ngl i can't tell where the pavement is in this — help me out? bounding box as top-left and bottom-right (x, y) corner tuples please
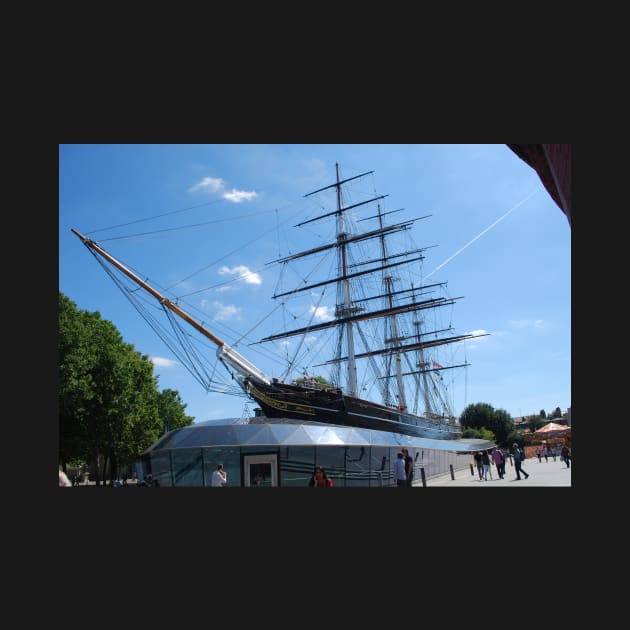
(414, 455), (572, 487)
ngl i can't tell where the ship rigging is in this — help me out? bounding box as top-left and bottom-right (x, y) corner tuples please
(73, 162), (486, 438)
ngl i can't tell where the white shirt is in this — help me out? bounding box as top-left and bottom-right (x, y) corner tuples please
(211, 470), (226, 487)
(393, 457), (406, 481)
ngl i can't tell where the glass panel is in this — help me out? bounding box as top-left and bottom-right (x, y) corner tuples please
(315, 446), (347, 487)
(172, 448), (204, 487)
(279, 446), (316, 487)
(241, 445), (279, 455)
(202, 447), (241, 487)
(343, 446), (370, 487)
(369, 446), (391, 487)
(150, 451), (172, 486)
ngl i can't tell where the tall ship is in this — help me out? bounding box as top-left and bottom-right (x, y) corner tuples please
(73, 163), (484, 440)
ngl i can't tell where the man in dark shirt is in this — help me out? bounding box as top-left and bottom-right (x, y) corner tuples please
(402, 448), (414, 487)
(513, 443), (530, 480)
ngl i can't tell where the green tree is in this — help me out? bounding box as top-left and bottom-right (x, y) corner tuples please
(59, 292), (192, 484)
(492, 408), (513, 446)
(157, 388), (194, 433)
(460, 402), (495, 430)
(524, 414), (545, 432)
(505, 429), (522, 447)
(100, 343), (162, 481)
(461, 426), (495, 441)
(59, 292), (98, 467)
(459, 403), (513, 447)
(295, 375), (332, 387)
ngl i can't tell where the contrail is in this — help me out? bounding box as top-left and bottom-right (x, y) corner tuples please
(426, 188), (541, 278)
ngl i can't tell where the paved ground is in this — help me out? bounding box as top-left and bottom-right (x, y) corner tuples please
(415, 456), (572, 487)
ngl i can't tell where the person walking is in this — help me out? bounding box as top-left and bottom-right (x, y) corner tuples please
(481, 450), (492, 481)
(211, 464), (227, 487)
(535, 447), (542, 463)
(512, 443), (530, 480)
(402, 448), (414, 487)
(474, 451), (484, 480)
(393, 451), (407, 487)
(560, 445), (571, 468)
(543, 445), (549, 462)
(491, 447), (505, 479)
(551, 446), (557, 462)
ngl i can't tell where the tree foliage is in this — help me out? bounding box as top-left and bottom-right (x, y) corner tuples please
(461, 426), (495, 441)
(157, 388), (194, 433)
(524, 414), (545, 432)
(294, 375), (332, 387)
(461, 401), (562, 449)
(459, 402), (513, 447)
(59, 292), (193, 483)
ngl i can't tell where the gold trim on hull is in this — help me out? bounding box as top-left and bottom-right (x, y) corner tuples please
(247, 382), (316, 416)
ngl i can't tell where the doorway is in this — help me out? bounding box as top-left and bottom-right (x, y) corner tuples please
(243, 454), (278, 487)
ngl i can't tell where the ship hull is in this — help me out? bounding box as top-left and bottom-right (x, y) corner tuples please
(244, 378), (461, 440)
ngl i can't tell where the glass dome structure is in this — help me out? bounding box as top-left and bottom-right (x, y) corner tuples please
(141, 418), (495, 488)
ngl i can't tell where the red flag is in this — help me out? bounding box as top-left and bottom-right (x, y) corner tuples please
(432, 360), (443, 369)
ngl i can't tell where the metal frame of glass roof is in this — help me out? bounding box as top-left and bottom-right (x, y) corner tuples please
(144, 419), (495, 455)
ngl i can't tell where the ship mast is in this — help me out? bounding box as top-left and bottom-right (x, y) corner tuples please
(335, 162), (359, 397)
(300, 164), (382, 396)
(412, 286), (433, 414)
(376, 203), (406, 410)
(71, 229), (272, 388)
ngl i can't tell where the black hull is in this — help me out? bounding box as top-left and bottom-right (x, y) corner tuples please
(245, 379), (461, 440)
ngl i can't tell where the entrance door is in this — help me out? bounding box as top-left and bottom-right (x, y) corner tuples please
(243, 454), (278, 487)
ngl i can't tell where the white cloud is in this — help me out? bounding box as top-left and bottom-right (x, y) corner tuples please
(470, 328), (489, 337)
(212, 301), (240, 322)
(464, 329), (491, 349)
(188, 176), (225, 194)
(310, 305), (334, 322)
(188, 176), (258, 203)
(218, 264), (262, 285)
(151, 357), (178, 368)
(508, 320), (544, 330)
(222, 189), (258, 203)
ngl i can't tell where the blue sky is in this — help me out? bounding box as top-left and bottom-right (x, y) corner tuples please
(59, 144), (571, 423)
